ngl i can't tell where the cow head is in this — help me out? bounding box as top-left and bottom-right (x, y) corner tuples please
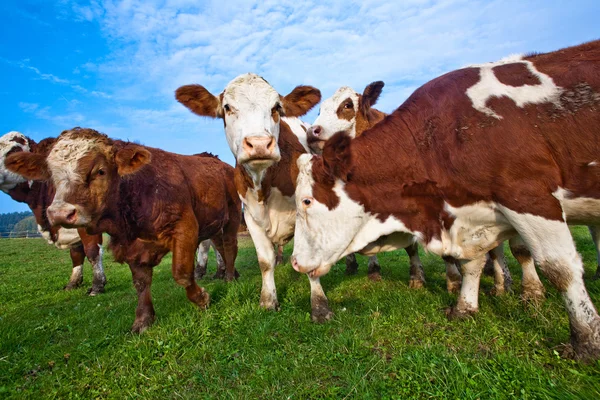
(291, 132), (367, 277)
(0, 131), (32, 192)
(5, 127), (151, 228)
(176, 73), (321, 177)
(307, 81), (385, 154)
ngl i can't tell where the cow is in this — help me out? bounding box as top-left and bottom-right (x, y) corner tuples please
(5, 128), (241, 333)
(175, 74), (334, 321)
(290, 40), (600, 360)
(308, 82), (457, 288)
(194, 239), (226, 280)
(0, 131), (106, 295)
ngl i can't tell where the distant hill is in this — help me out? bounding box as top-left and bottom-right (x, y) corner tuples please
(0, 211), (35, 238)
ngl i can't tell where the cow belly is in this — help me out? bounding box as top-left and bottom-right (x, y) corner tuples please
(359, 232), (414, 256)
(431, 202), (514, 260)
(554, 190), (600, 225)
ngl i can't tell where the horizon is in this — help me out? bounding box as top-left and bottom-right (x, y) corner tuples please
(2, 0), (599, 212)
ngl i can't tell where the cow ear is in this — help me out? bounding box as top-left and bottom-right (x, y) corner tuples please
(281, 86), (321, 117)
(4, 152), (50, 181)
(115, 145), (152, 176)
(322, 132), (352, 181)
(175, 84), (223, 119)
(360, 81), (384, 114)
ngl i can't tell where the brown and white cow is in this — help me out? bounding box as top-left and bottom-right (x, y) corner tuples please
(291, 41), (600, 360)
(0, 131), (106, 295)
(308, 82), (454, 288)
(5, 128), (241, 333)
(175, 74), (334, 321)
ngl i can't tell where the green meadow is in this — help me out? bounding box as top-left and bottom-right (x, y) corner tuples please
(0, 228), (599, 399)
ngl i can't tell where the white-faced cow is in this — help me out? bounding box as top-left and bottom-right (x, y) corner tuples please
(0, 131), (106, 295)
(291, 41), (600, 360)
(5, 128), (241, 333)
(175, 74), (335, 321)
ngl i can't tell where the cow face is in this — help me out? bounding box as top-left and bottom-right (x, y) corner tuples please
(5, 128), (150, 228)
(0, 131), (31, 192)
(176, 73), (321, 175)
(307, 82), (384, 154)
(291, 133), (367, 277)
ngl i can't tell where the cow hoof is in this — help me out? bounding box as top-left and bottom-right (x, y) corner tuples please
(445, 306), (476, 321)
(490, 286), (505, 296)
(87, 287), (105, 296)
(311, 309), (334, 323)
(212, 271), (225, 280)
(259, 295), (280, 311)
(224, 273), (238, 282)
(408, 279), (424, 289)
(196, 291), (210, 310)
(131, 316), (155, 334)
(234, 269), (241, 279)
(63, 281), (83, 291)
(446, 282), (461, 294)
(521, 286), (546, 305)
(368, 272), (382, 282)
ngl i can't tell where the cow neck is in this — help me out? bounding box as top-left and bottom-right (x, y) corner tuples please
(356, 108), (387, 137)
(235, 119), (306, 202)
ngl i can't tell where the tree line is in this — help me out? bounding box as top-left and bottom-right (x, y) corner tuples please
(0, 211), (39, 238)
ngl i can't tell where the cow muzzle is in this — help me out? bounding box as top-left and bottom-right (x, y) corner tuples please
(240, 136), (279, 166)
(306, 126), (326, 154)
(47, 203), (80, 227)
(291, 256), (330, 278)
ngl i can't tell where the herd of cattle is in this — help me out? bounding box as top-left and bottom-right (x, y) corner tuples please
(1, 40), (599, 361)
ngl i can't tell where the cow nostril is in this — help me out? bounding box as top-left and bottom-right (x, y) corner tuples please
(244, 138), (253, 149)
(267, 137), (276, 151)
(66, 209), (77, 223)
(313, 126), (322, 136)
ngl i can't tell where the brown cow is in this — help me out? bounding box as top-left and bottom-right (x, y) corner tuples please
(6, 128), (241, 333)
(0, 131), (106, 295)
(291, 41), (600, 360)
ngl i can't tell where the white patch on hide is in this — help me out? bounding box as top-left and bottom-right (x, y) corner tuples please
(282, 117), (311, 152)
(553, 187), (600, 225)
(466, 56), (563, 119)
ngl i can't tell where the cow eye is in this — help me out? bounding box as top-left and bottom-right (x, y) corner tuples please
(302, 198), (313, 207)
(344, 102), (353, 109)
(223, 104), (231, 112)
(97, 169), (105, 176)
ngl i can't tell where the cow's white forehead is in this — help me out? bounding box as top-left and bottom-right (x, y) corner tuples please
(0, 131), (29, 154)
(48, 132), (106, 183)
(223, 73), (280, 108)
(319, 86), (360, 116)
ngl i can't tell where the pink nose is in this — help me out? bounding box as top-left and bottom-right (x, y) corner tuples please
(307, 125), (322, 140)
(242, 136), (276, 159)
(47, 204), (78, 226)
(291, 256), (301, 272)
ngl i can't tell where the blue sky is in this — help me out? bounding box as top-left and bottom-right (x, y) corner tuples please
(1, 0), (599, 213)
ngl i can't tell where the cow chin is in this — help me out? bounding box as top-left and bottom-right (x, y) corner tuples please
(240, 155), (280, 171)
(308, 140), (325, 155)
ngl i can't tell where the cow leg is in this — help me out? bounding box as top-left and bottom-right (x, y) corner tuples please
(405, 243), (425, 288)
(195, 240), (211, 280)
(245, 213), (279, 310)
(275, 245), (284, 266)
(367, 255), (382, 281)
(488, 244), (513, 296)
(501, 208), (600, 361)
(129, 263), (155, 333)
(309, 275), (333, 322)
(447, 256), (486, 319)
(65, 244), (85, 290)
(345, 253), (359, 275)
(509, 236), (545, 303)
(213, 241), (232, 279)
(444, 259), (462, 294)
(211, 227), (239, 282)
(588, 226), (600, 280)
(172, 233), (210, 310)
(80, 231), (106, 296)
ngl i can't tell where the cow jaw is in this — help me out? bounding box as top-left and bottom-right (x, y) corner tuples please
(0, 131), (30, 191)
(222, 74), (282, 170)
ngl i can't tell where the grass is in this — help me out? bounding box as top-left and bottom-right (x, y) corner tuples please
(0, 228), (599, 399)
